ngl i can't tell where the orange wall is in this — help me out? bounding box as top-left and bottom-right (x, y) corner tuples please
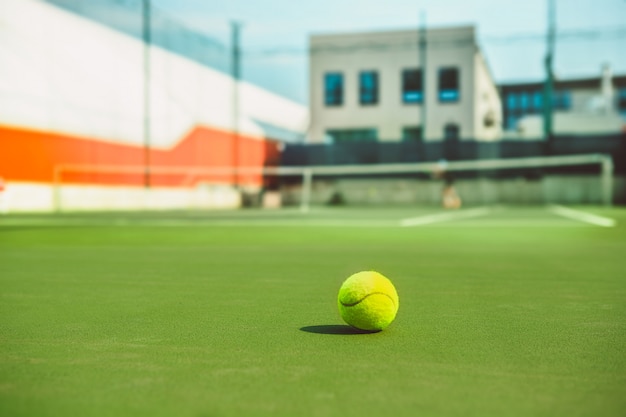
(0, 125), (280, 188)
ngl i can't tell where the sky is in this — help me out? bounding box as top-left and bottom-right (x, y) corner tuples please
(151, 0), (626, 104)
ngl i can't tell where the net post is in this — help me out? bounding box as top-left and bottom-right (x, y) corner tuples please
(300, 168), (313, 213)
(601, 156), (613, 207)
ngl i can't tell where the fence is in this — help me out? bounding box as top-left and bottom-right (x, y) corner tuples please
(281, 133), (626, 174)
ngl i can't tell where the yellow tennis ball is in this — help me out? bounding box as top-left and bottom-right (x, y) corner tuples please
(337, 271), (399, 331)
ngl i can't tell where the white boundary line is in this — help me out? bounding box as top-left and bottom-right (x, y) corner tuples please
(1, 206), (616, 229)
(0, 218), (397, 228)
(548, 205), (616, 228)
(400, 207), (494, 227)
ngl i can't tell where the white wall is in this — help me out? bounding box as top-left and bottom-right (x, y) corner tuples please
(473, 52), (502, 141)
(0, 0), (308, 149)
(515, 112), (624, 137)
(0, 183), (241, 213)
(309, 26), (487, 142)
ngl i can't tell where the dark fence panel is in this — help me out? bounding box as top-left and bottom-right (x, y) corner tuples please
(282, 134), (626, 174)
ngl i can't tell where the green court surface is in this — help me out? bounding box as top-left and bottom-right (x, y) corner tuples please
(1, 206), (625, 416)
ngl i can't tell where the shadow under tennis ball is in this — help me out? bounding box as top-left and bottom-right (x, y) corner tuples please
(299, 325), (380, 335)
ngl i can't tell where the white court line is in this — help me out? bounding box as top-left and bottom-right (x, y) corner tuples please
(0, 218), (397, 228)
(400, 206), (494, 227)
(548, 205), (616, 228)
(136, 220), (397, 228)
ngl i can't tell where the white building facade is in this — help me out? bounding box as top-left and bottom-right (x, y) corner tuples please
(499, 65), (626, 138)
(309, 26), (502, 144)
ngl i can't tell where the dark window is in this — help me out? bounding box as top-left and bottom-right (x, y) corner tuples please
(553, 90), (571, 110)
(532, 91), (543, 111)
(443, 124), (460, 160)
(506, 115), (519, 130)
(507, 93), (518, 110)
(359, 71), (379, 105)
(326, 128), (377, 142)
(520, 92), (529, 110)
(402, 126), (423, 141)
(618, 88), (626, 115)
(444, 124), (460, 141)
(402, 69), (423, 103)
(438, 67), (459, 102)
(324, 72), (343, 106)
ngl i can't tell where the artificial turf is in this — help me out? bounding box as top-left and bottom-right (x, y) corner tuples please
(1, 207), (625, 416)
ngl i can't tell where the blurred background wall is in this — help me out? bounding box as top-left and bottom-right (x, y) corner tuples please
(0, 0), (308, 211)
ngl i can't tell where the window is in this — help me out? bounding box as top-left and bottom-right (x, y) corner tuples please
(326, 128), (377, 142)
(532, 91), (543, 112)
(402, 69), (423, 103)
(438, 67), (459, 102)
(520, 92), (529, 111)
(506, 115), (519, 130)
(359, 71), (379, 105)
(553, 90), (571, 110)
(324, 72), (343, 106)
(402, 126), (423, 142)
(617, 88), (626, 115)
(506, 93), (518, 110)
(444, 124), (460, 141)
(443, 124), (460, 160)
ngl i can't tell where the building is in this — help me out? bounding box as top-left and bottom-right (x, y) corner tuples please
(0, 0), (308, 212)
(308, 26), (502, 145)
(499, 66), (626, 137)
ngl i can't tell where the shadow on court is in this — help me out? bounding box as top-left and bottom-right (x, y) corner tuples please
(299, 325), (378, 335)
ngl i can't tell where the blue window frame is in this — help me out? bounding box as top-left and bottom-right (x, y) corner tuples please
(438, 67), (459, 103)
(532, 91), (543, 111)
(506, 115), (519, 130)
(520, 92), (529, 110)
(324, 72), (343, 106)
(359, 71), (379, 105)
(402, 69), (423, 103)
(618, 88), (626, 115)
(553, 90), (571, 110)
(507, 93), (518, 110)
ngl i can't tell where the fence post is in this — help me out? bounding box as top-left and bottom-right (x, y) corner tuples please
(300, 168), (313, 213)
(601, 156), (613, 207)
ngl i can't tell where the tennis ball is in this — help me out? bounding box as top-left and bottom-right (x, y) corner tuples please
(338, 271), (399, 331)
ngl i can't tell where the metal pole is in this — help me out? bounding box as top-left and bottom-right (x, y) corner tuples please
(231, 21), (242, 188)
(601, 157), (614, 207)
(300, 168), (313, 213)
(143, 0), (151, 188)
(543, 0), (555, 150)
(419, 11), (427, 142)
